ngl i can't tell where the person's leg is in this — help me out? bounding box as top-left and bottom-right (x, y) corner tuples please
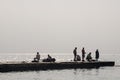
(82, 55), (84, 61)
(74, 55), (76, 61)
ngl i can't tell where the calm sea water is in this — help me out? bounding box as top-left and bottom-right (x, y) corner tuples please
(0, 51), (120, 80)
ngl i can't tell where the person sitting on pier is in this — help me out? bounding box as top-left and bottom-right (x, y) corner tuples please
(86, 52), (92, 62)
(42, 54), (56, 62)
(33, 52), (40, 62)
(76, 55), (81, 61)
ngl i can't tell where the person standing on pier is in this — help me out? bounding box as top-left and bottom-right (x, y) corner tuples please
(82, 47), (86, 61)
(95, 49), (99, 61)
(73, 47), (77, 61)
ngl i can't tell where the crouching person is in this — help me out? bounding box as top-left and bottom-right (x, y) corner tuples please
(76, 55), (81, 61)
(42, 54), (56, 62)
(86, 52), (92, 62)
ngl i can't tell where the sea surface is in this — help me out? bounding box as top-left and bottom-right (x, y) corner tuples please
(0, 51), (120, 80)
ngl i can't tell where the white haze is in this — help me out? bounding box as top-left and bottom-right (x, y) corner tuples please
(0, 0), (120, 53)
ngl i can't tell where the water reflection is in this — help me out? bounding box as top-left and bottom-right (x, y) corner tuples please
(0, 67), (119, 80)
(73, 68), (100, 76)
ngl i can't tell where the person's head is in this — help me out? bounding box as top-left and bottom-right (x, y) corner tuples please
(75, 47), (77, 49)
(89, 52), (91, 55)
(37, 52), (39, 54)
(82, 47), (84, 49)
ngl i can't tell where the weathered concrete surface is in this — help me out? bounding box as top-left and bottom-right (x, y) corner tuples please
(0, 61), (115, 72)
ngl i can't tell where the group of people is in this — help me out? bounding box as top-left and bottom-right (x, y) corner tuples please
(32, 47), (99, 62)
(32, 52), (55, 62)
(73, 47), (99, 62)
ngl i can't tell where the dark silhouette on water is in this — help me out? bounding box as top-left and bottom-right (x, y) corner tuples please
(0, 61), (115, 72)
(0, 48), (115, 72)
(95, 49), (99, 61)
(82, 47), (86, 61)
(73, 47), (77, 61)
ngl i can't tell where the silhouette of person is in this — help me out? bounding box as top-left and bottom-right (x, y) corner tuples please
(73, 47), (77, 61)
(76, 55), (81, 61)
(82, 47), (86, 61)
(95, 49), (99, 61)
(86, 52), (92, 62)
(34, 52), (40, 62)
(47, 54), (52, 59)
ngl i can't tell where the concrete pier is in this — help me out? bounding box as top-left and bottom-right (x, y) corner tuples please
(0, 61), (115, 72)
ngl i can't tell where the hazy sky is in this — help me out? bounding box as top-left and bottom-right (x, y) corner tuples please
(0, 0), (120, 53)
